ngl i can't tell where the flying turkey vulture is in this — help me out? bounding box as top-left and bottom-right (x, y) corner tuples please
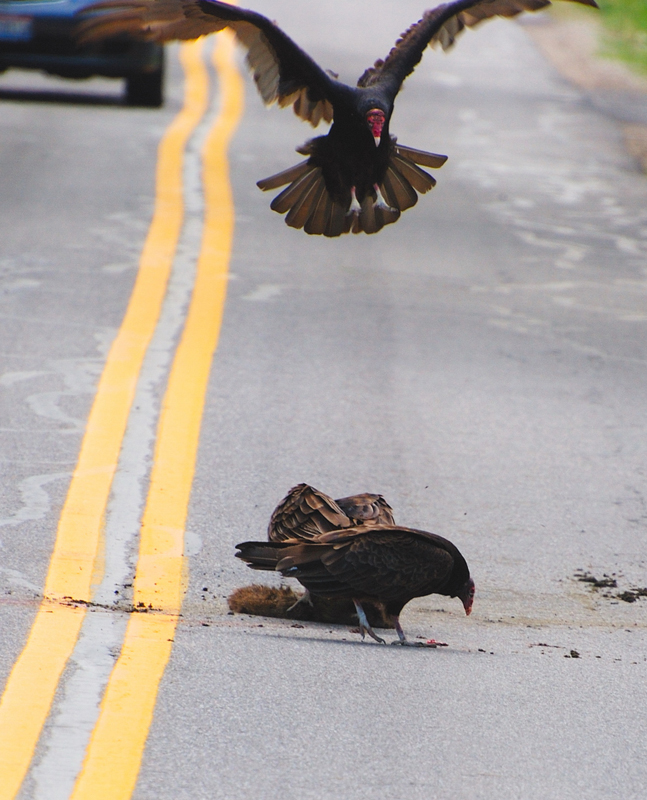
(268, 483), (395, 542)
(236, 525), (474, 645)
(78, 0), (598, 237)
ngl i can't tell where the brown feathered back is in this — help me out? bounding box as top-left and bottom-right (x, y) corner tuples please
(267, 484), (395, 542)
(268, 484), (352, 542)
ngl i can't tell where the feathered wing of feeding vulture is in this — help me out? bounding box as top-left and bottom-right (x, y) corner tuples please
(268, 483), (395, 543)
(267, 483), (395, 614)
(78, 0), (598, 237)
(236, 525), (475, 646)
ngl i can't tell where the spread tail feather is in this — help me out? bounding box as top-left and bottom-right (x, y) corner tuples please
(270, 167), (320, 214)
(381, 165), (418, 212)
(258, 142), (447, 236)
(262, 161), (349, 236)
(325, 197), (353, 236)
(356, 194), (400, 235)
(285, 172), (326, 229)
(395, 144), (448, 169)
(257, 160), (312, 191)
(304, 187), (333, 235)
(392, 154), (436, 193)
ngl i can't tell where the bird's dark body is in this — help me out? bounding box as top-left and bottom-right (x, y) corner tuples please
(288, 529), (467, 617)
(237, 525), (471, 618)
(306, 120), (392, 207)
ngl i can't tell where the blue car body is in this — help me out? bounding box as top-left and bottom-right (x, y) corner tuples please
(0, 0), (164, 103)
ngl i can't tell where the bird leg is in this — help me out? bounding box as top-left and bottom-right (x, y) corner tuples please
(373, 184), (396, 213)
(346, 187), (362, 216)
(286, 589), (313, 613)
(390, 614), (419, 646)
(353, 599), (386, 644)
(389, 615), (447, 647)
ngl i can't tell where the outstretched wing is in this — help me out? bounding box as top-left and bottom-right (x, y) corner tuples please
(77, 0), (336, 126)
(357, 0), (598, 96)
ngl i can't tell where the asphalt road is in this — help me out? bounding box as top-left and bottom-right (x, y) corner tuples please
(1, 2), (646, 799)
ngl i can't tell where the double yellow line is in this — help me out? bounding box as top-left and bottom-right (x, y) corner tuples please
(0, 33), (243, 800)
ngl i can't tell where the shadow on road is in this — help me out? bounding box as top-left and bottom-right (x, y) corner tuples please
(227, 626), (471, 655)
(0, 87), (126, 106)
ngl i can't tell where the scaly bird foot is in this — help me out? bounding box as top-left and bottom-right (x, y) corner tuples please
(390, 639), (448, 648)
(353, 599), (386, 644)
(346, 187), (362, 216)
(359, 624), (386, 645)
(373, 184), (397, 213)
(389, 614), (448, 647)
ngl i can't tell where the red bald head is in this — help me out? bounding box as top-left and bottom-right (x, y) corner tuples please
(366, 108), (385, 146)
(458, 578), (475, 616)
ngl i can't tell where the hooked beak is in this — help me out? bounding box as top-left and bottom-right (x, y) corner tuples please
(460, 578), (475, 616)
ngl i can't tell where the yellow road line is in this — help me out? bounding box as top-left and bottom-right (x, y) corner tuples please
(0, 41), (209, 800)
(69, 32), (244, 800)
(45, 39), (210, 604)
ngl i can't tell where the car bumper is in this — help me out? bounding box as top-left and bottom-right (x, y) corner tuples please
(0, 48), (162, 78)
(0, 14), (162, 79)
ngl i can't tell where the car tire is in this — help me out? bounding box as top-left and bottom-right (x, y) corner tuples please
(125, 66), (164, 107)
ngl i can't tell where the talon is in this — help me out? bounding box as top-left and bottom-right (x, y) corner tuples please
(373, 184), (396, 213)
(392, 639), (444, 648)
(357, 621), (386, 645)
(389, 614), (445, 647)
(367, 630), (387, 645)
(353, 599), (386, 644)
(346, 186), (361, 216)
(391, 640), (425, 647)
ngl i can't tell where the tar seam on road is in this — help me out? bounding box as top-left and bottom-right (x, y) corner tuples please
(69, 32), (244, 800)
(0, 39), (211, 800)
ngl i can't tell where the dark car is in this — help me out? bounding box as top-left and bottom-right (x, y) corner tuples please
(0, 0), (164, 105)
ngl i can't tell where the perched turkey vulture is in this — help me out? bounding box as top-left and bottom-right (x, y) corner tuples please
(78, 0), (598, 237)
(268, 483), (395, 543)
(236, 525), (474, 645)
